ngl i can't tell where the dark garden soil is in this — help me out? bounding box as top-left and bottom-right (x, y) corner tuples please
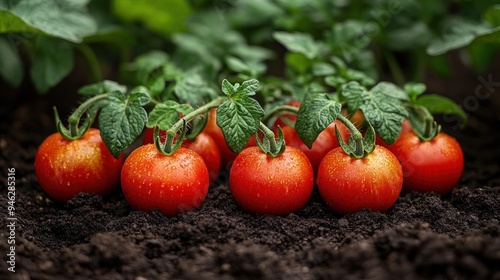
(1, 67), (500, 280)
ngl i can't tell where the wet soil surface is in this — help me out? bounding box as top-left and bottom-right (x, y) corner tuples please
(1, 74), (500, 280)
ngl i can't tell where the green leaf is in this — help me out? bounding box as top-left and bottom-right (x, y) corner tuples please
(216, 97), (264, 153)
(112, 0), (191, 37)
(238, 79), (259, 96)
(370, 82), (408, 101)
(174, 73), (217, 106)
(273, 31), (322, 59)
(340, 81), (367, 113)
(225, 56), (266, 78)
(312, 62), (336, 77)
(484, 5), (500, 26)
(78, 80), (127, 96)
(341, 82), (407, 144)
(30, 37), (73, 94)
(427, 18), (500, 55)
(99, 90), (149, 158)
(285, 52), (312, 74)
(328, 20), (374, 56)
(146, 101), (193, 130)
(221, 79), (234, 96)
(0, 0), (97, 43)
(404, 82), (426, 101)
(295, 93), (342, 148)
(415, 94), (467, 127)
(0, 36), (23, 87)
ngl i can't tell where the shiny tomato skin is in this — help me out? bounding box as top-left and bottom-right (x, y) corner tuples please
(34, 128), (124, 202)
(281, 126), (334, 172)
(143, 129), (221, 183)
(317, 146), (403, 214)
(203, 108), (238, 169)
(121, 145), (209, 217)
(390, 131), (464, 195)
(229, 146), (314, 215)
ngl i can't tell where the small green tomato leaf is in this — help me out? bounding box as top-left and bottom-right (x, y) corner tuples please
(221, 79), (235, 96)
(216, 97), (264, 153)
(370, 82), (408, 101)
(295, 93), (342, 148)
(238, 79), (259, 96)
(415, 94), (467, 128)
(99, 90), (148, 158)
(79, 80), (127, 96)
(404, 82), (426, 101)
(273, 31), (323, 60)
(128, 86), (151, 106)
(147, 101), (193, 130)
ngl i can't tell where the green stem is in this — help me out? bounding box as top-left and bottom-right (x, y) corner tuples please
(262, 105), (300, 125)
(75, 44), (102, 82)
(167, 97), (225, 134)
(259, 122), (278, 153)
(56, 94), (108, 140)
(157, 97), (226, 156)
(337, 114), (364, 158)
(67, 94), (108, 127)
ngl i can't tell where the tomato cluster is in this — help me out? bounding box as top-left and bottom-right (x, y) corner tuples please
(34, 95), (464, 217)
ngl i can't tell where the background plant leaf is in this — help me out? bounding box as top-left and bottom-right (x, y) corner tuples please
(30, 36), (74, 94)
(0, 0), (97, 43)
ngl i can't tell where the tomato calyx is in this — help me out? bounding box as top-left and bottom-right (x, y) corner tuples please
(262, 104), (299, 128)
(407, 104), (441, 142)
(254, 122), (286, 157)
(54, 93), (108, 140)
(153, 97), (224, 156)
(336, 114), (376, 158)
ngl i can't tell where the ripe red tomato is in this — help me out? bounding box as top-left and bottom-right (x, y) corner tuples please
(34, 128), (124, 202)
(121, 145), (209, 217)
(317, 146), (403, 214)
(229, 146), (314, 215)
(203, 108), (238, 169)
(143, 129), (221, 183)
(390, 131), (464, 195)
(376, 119), (412, 148)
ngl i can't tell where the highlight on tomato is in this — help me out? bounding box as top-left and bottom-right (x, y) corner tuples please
(34, 128), (124, 202)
